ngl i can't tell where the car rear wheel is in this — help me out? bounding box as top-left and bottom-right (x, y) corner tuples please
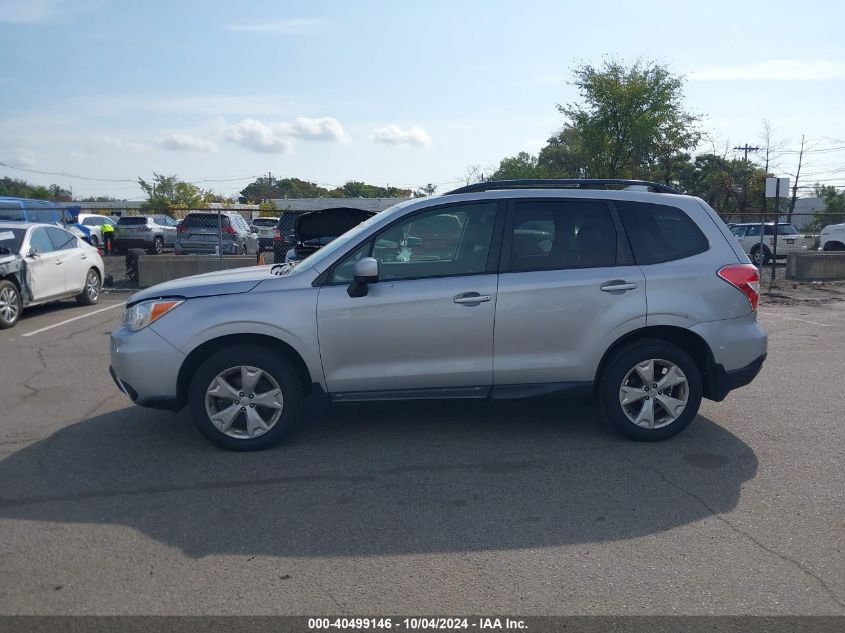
(750, 245), (771, 265)
(597, 340), (702, 441)
(76, 268), (101, 305)
(188, 345), (304, 451)
(149, 236), (164, 255)
(0, 280), (22, 329)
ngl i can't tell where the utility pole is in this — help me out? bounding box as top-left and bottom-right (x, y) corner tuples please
(733, 144), (761, 162)
(266, 172), (273, 204)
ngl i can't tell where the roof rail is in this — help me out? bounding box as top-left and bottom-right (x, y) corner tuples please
(445, 179), (682, 195)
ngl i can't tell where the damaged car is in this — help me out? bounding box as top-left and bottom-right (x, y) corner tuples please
(280, 207), (375, 264)
(0, 222), (104, 329)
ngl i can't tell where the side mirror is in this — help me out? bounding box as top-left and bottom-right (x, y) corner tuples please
(347, 257), (379, 297)
(27, 247), (39, 258)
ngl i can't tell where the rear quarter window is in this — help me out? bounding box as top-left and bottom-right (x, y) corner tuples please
(616, 201), (709, 265)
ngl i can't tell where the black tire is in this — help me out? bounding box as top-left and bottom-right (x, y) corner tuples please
(0, 279), (22, 329)
(188, 345), (304, 451)
(76, 268), (101, 305)
(597, 339), (703, 441)
(750, 245), (771, 265)
(149, 236), (164, 255)
(823, 241), (845, 251)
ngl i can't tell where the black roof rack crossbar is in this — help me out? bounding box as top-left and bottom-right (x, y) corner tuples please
(445, 179), (682, 195)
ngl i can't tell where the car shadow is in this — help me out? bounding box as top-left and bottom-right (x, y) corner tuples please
(0, 396), (757, 559)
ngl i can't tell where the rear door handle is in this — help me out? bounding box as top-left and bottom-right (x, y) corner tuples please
(600, 281), (637, 292)
(55, 260), (63, 265)
(453, 292), (491, 305)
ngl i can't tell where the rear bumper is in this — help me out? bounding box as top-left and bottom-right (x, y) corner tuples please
(176, 242), (239, 255)
(709, 353), (767, 401)
(114, 237), (154, 248)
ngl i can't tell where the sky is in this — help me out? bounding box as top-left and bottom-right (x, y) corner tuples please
(0, 0), (844, 200)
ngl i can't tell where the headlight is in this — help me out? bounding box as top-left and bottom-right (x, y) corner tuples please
(123, 299), (183, 332)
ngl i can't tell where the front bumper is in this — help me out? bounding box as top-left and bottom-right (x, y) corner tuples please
(110, 323), (185, 410)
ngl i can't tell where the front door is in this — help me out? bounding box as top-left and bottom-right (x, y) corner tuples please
(24, 227), (66, 301)
(316, 201), (502, 395)
(494, 198), (647, 386)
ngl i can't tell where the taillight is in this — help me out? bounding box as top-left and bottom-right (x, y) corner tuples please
(718, 264), (760, 310)
(223, 225), (237, 235)
(273, 228), (281, 241)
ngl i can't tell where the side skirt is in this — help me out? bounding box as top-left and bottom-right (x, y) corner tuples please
(329, 382), (594, 403)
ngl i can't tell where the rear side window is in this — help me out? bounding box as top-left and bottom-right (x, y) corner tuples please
(616, 201), (709, 265)
(46, 226), (77, 250)
(27, 208), (57, 223)
(0, 203), (25, 221)
(118, 217), (149, 226)
(508, 199), (617, 271)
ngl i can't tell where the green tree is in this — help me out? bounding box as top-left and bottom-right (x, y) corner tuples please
(537, 126), (589, 177)
(413, 183), (438, 198)
(556, 58), (701, 182)
(811, 185), (845, 230)
(489, 152), (546, 181)
(0, 177), (71, 201)
(138, 173), (213, 210)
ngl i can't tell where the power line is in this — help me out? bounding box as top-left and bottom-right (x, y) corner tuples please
(733, 144), (761, 161)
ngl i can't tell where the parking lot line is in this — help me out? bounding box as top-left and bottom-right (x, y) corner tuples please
(758, 311), (831, 327)
(21, 303), (125, 338)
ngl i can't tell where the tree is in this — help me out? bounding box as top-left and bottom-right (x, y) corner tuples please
(556, 58), (701, 183)
(538, 126), (589, 177)
(413, 183), (438, 198)
(811, 185), (845, 230)
(0, 177), (71, 201)
(138, 173), (213, 210)
(489, 152), (546, 181)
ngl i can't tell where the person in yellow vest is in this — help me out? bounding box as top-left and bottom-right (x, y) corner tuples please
(101, 217), (115, 254)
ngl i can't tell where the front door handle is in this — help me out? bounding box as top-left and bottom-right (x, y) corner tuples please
(600, 281), (637, 292)
(453, 292), (492, 305)
(55, 260), (63, 265)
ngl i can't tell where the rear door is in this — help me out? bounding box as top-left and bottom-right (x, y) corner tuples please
(46, 226), (89, 294)
(494, 198), (646, 386)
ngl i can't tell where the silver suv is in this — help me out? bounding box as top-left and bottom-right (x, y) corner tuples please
(110, 180), (767, 451)
(114, 214), (178, 254)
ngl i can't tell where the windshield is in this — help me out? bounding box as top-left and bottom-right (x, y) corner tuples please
(290, 203), (410, 274)
(0, 228), (26, 255)
(777, 225), (799, 235)
(252, 218), (277, 226)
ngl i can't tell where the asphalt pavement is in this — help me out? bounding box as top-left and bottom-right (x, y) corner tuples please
(0, 293), (843, 615)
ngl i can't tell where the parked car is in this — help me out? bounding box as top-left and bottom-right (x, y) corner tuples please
(110, 179), (767, 451)
(0, 222), (104, 328)
(250, 216), (279, 253)
(175, 211), (258, 255)
(272, 210), (302, 262)
(282, 208), (375, 263)
(818, 222), (845, 251)
(729, 222), (808, 265)
(77, 213), (117, 248)
(114, 214), (178, 254)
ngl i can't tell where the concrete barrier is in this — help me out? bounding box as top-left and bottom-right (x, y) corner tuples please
(785, 252), (845, 281)
(138, 255), (259, 288)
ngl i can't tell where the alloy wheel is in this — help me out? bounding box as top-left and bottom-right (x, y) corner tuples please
(0, 287), (19, 324)
(86, 271), (100, 303)
(619, 358), (689, 429)
(204, 365), (285, 439)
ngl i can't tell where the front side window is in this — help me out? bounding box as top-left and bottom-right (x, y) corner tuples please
(28, 228), (55, 254)
(330, 203), (498, 282)
(508, 199), (617, 272)
(616, 201), (709, 265)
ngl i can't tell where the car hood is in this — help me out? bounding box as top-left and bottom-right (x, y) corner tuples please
(295, 208), (374, 244)
(128, 265), (274, 305)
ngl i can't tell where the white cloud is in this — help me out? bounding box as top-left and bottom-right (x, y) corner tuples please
(215, 116), (349, 153)
(690, 59), (845, 81)
(0, 147), (37, 168)
(87, 136), (148, 153)
(158, 133), (218, 153)
(0, 0), (104, 24)
(370, 124), (432, 148)
(224, 18), (321, 33)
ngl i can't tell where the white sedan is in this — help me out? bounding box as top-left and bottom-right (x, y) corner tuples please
(0, 222), (104, 329)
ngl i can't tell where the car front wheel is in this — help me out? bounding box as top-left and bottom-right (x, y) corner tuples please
(188, 345), (304, 451)
(597, 340), (702, 441)
(0, 280), (22, 329)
